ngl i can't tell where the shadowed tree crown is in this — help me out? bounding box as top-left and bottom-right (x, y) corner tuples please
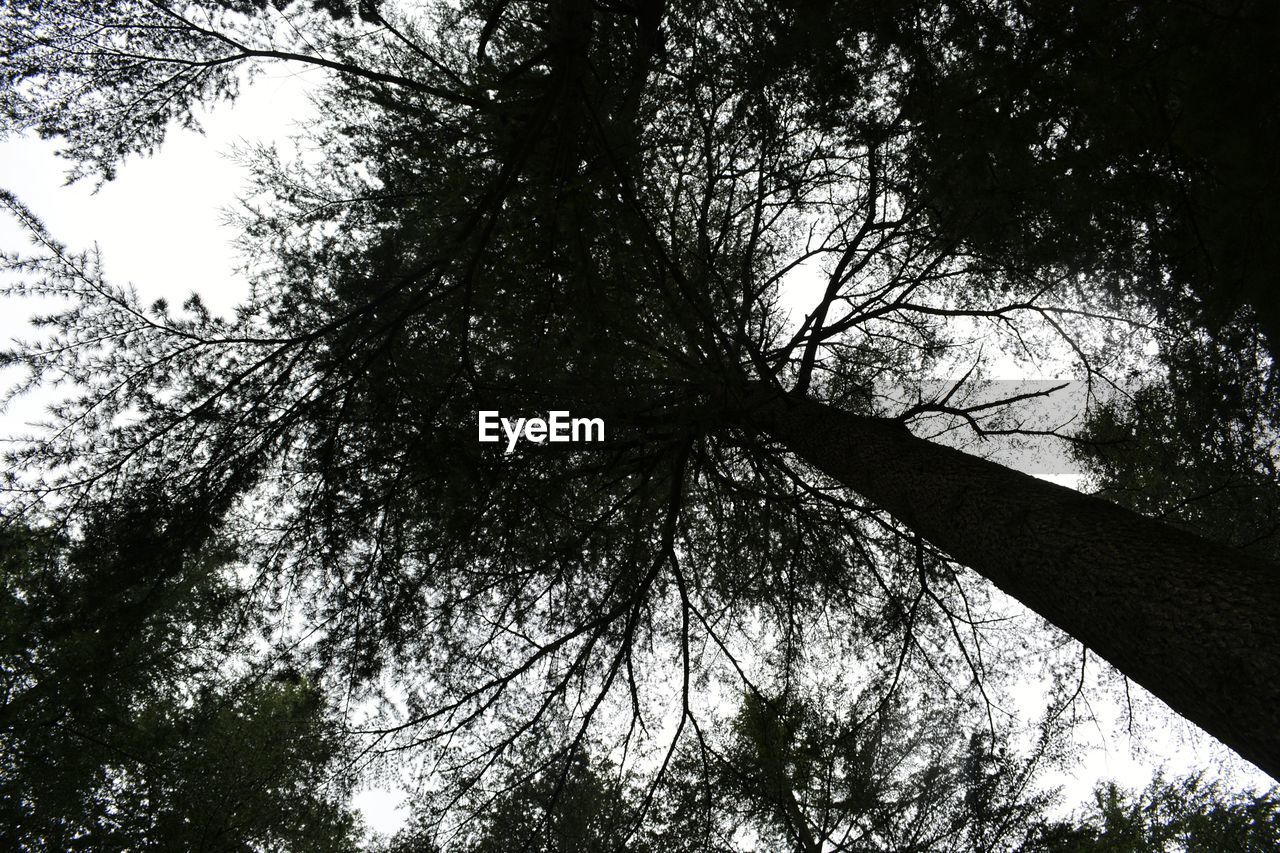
(2, 0), (1279, 846)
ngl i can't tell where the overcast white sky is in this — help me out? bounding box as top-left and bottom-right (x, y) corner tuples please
(1, 57), (1273, 843)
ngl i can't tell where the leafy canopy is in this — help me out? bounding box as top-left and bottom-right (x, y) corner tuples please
(3, 0), (1279, 848)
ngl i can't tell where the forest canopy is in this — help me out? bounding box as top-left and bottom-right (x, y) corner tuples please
(2, 0), (1279, 849)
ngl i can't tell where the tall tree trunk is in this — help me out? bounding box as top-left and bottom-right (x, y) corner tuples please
(739, 385), (1280, 780)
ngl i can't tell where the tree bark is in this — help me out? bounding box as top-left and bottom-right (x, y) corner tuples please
(740, 385), (1280, 781)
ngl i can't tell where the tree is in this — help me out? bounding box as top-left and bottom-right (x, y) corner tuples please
(1072, 317), (1280, 564)
(3, 1), (1279, 845)
(384, 686), (1053, 853)
(384, 747), (649, 853)
(1025, 773), (1280, 852)
(0, 511), (360, 849)
(379, 699), (1280, 852)
(651, 688), (1053, 852)
(870, 0), (1280, 348)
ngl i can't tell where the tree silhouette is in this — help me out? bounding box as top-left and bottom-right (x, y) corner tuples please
(1073, 316), (1280, 564)
(3, 0), (1280, 846)
(376, 699), (1280, 851)
(1026, 773), (1280, 852)
(382, 690), (1054, 852)
(0, 515), (360, 849)
(878, 0), (1280, 349)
